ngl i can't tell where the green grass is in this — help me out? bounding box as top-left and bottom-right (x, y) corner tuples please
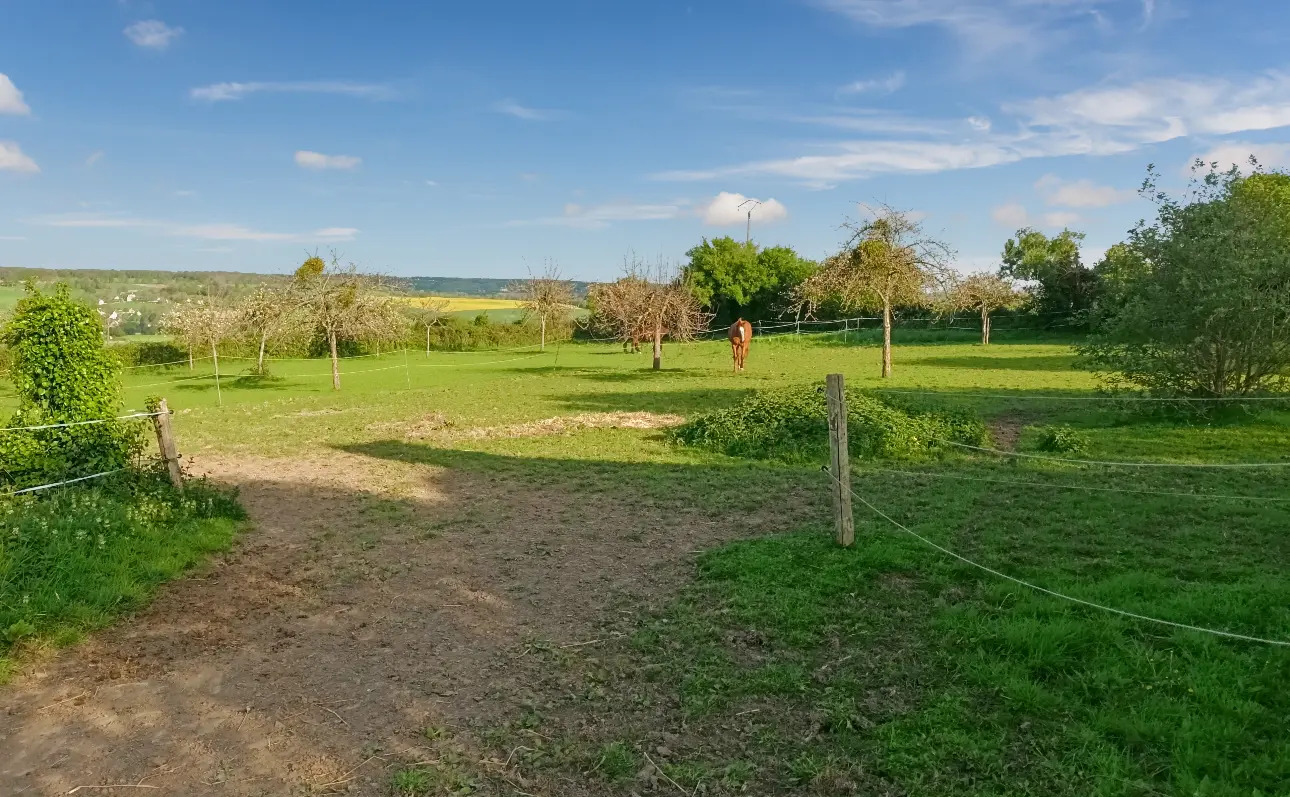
(3, 330), (1287, 793)
(0, 474), (244, 679)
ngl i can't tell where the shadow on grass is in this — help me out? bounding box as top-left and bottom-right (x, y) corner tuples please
(553, 386), (755, 415)
(913, 354), (1080, 372)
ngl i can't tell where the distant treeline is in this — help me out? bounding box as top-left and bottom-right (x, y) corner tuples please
(406, 276), (591, 299)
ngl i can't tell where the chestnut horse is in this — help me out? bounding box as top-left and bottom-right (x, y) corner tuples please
(728, 318), (752, 373)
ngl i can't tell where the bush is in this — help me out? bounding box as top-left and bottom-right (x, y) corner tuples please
(0, 285), (145, 490)
(671, 384), (988, 461)
(106, 340), (189, 367)
(1034, 425), (1090, 455)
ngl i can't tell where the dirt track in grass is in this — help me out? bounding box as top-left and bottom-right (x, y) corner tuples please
(0, 437), (819, 796)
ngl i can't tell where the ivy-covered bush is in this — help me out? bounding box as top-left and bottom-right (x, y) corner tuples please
(671, 384), (988, 461)
(1034, 425), (1091, 455)
(0, 284), (145, 489)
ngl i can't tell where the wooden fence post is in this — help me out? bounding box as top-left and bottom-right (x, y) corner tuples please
(152, 398), (183, 490)
(826, 373), (854, 547)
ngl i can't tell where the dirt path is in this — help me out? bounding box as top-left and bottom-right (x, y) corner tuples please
(0, 444), (815, 795)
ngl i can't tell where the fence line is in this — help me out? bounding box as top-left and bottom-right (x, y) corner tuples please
(935, 439), (1290, 468)
(821, 467), (1290, 647)
(0, 411), (165, 434)
(872, 388), (1290, 403)
(122, 356), (213, 370)
(8, 468), (125, 496)
(865, 466), (1290, 503)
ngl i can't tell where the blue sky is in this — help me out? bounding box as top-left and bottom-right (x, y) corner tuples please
(2, 0), (1290, 279)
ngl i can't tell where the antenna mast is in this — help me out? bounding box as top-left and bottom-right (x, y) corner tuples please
(737, 198), (762, 245)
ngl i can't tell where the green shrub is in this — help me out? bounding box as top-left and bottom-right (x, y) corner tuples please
(671, 384), (987, 461)
(1034, 425), (1091, 454)
(0, 284), (145, 490)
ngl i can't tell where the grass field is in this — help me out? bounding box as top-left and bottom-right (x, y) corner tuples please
(3, 329), (1287, 795)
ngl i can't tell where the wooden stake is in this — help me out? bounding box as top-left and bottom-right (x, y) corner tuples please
(826, 373), (854, 547)
(152, 398), (183, 490)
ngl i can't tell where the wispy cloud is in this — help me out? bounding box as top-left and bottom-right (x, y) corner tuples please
(0, 141), (39, 174)
(85, 150), (105, 167)
(508, 200), (687, 229)
(1034, 175), (1136, 207)
(0, 235), (27, 241)
(295, 150), (362, 170)
(1189, 142), (1290, 174)
(0, 74), (31, 115)
(837, 71), (905, 95)
(990, 202), (1029, 228)
(26, 213), (357, 243)
(124, 20), (183, 50)
(190, 80), (396, 102)
(698, 192), (789, 226)
(655, 71), (1290, 185)
(813, 0), (1108, 60)
(492, 99), (561, 121)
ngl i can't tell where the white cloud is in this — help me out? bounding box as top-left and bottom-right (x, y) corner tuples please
(85, 150), (105, 167)
(190, 80), (395, 102)
(698, 192), (789, 226)
(509, 200), (687, 229)
(492, 99), (560, 121)
(0, 235), (27, 241)
(123, 20), (183, 50)
(966, 115), (991, 132)
(0, 74), (30, 115)
(173, 189), (197, 198)
(1191, 142), (1290, 174)
(0, 141), (39, 174)
(656, 71), (1290, 185)
(1042, 211), (1082, 228)
(1034, 175), (1136, 207)
(838, 71), (905, 95)
(425, 179), (438, 187)
(26, 213), (356, 242)
(295, 150), (361, 170)
(990, 202), (1029, 228)
(814, 0), (1105, 59)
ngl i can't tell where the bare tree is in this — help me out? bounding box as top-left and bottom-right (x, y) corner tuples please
(516, 262), (575, 351)
(239, 284), (305, 373)
(796, 205), (954, 377)
(405, 298), (451, 355)
(588, 257), (710, 370)
(293, 253), (407, 390)
(943, 274), (1028, 345)
(160, 305), (203, 369)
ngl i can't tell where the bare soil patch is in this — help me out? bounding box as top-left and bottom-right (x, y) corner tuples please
(0, 441), (817, 795)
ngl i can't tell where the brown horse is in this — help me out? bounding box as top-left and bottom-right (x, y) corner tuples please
(728, 318), (752, 373)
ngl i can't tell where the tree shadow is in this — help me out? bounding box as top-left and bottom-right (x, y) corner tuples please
(914, 354), (1081, 372)
(552, 387), (753, 415)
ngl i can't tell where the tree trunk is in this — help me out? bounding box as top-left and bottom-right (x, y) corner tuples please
(211, 342), (223, 407)
(652, 326), (663, 371)
(540, 316), (546, 351)
(881, 303), (892, 378)
(981, 307), (991, 346)
(329, 330), (341, 391)
(188, 346), (194, 371)
(257, 331), (268, 373)
(426, 325), (430, 356)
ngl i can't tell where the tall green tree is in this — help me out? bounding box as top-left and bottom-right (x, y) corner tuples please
(1001, 228), (1097, 322)
(683, 237), (815, 323)
(1081, 165), (1290, 397)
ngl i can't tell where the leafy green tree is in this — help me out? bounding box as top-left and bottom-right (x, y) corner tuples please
(1001, 228), (1097, 322)
(1081, 165), (1290, 397)
(0, 284), (144, 487)
(1091, 242), (1149, 315)
(684, 237), (815, 323)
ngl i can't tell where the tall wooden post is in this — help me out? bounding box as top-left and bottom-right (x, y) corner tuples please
(152, 398), (184, 490)
(826, 373), (854, 547)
